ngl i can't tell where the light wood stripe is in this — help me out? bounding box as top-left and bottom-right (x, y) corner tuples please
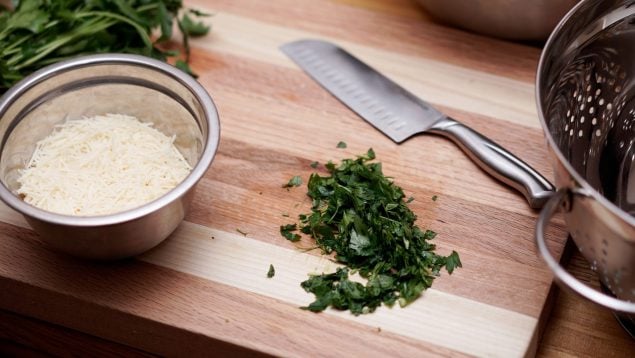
(190, 11), (539, 129)
(0, 202), (536, 357)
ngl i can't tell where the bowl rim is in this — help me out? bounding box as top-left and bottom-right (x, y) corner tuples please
(536, 0), (635, 228)
(0, 53), (220, 227)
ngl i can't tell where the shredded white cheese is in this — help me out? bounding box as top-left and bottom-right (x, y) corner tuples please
(17, 114), (192, 216)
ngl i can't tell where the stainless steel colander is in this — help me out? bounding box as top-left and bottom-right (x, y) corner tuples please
(536, 0), (635, 313)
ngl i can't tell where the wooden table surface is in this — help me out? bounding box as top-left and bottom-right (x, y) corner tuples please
(0, 0), (634, 356)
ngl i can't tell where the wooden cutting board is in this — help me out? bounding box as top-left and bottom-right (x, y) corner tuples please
(0, 0), (569, 356)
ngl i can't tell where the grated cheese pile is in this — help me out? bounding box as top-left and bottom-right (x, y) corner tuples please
(17, 114), (192, 216)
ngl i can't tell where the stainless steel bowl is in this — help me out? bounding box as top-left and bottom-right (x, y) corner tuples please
(417, 0), (579, 41)
(0, 54), (220, 260)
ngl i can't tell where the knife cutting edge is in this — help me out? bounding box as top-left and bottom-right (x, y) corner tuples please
(280, 39), (554, 209)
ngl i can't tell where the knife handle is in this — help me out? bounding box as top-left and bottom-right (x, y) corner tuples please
(430, 117), (554, 209)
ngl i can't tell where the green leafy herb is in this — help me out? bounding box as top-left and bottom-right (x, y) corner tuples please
(180, 13), (210, 36)
(283, 175), (302, 188)
(285, 149), (460, 315)
(0, 0), (211, 92)
(187, 8), (212, 17)
(236, 228), (248, 236)
(336, 141), (347, 148)
(310, 161), (319, 168)
(280, 224), (301, 242)
(432, 195), (438, 201)
(444, 251), (462, 274)
(175, 59), (195, 76)
(267, 264), (275, 278)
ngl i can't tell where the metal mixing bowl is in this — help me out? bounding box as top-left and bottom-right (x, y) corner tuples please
(417, 0), (579, 41)
(0, 54), (220, 260)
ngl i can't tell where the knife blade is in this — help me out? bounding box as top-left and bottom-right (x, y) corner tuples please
(281, 39), (554, 209)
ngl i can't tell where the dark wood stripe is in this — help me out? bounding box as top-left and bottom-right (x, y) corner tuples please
(0, 310), (155, 358)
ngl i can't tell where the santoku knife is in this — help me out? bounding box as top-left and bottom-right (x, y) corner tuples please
(281, 39), (554, 209)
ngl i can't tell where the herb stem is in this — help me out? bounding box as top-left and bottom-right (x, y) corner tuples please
(74, 11), (153, 48)
(136, 4), (160, 12)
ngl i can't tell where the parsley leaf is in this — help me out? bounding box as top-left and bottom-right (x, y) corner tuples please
(180, 13), (210, 36)
(283, 175), (302, 188)
(336, 141), (347, 148)
(267, 264), (275, 278)
(280, 224), (301, 242)
(310, 161), (319, 168)
(444, 251), (462, 274)
(349, 230), (374, 256)
(287, 149), (460, 315)
(175, 60), (196, 77)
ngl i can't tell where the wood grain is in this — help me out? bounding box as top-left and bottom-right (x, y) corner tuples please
(189, 9), (539, 128)
(0, 0), (632, 357)
(539, 251), (635, 357)
(0, 201), (539, 356)
(0, 220), (461, 357)
(0, 310), (155, 358)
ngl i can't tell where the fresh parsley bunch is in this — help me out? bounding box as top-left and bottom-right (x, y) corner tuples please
(0, 0), (210, 92)
(283, 149), (461, 315)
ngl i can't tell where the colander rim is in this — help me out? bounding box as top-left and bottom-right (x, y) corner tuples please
(536, 0), (635, 228)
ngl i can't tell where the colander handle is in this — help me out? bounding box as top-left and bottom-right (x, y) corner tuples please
(536, 189), (635, 314)
(430, 117), (554, 209)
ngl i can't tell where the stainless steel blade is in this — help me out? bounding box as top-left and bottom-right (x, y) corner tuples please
(280, 39), (445, 143)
